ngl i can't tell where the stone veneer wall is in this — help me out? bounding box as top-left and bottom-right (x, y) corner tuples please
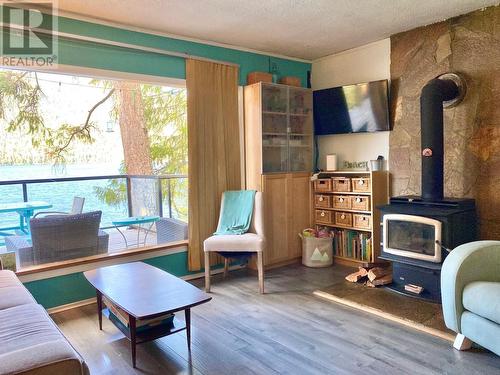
(389, 5), (500, 239)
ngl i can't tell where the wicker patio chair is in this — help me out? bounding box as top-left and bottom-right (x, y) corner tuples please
(5, 211), (109, 269)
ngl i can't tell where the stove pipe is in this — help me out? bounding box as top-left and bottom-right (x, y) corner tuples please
(420, 74), (465, 201)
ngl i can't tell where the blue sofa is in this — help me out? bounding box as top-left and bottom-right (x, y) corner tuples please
(441, 241), (500, 356)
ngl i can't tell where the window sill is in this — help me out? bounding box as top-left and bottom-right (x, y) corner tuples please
(15, 240), (189, 278)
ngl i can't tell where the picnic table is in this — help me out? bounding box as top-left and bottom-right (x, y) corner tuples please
(0, 201), (52, 236)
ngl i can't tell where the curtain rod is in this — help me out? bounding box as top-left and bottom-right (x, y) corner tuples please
(1, 23), (240, 67)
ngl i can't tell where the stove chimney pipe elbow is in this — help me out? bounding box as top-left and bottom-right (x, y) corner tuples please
(420, 74), (465, 201)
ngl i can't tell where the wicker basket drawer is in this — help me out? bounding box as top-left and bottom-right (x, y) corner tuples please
(331, 177), (351, 192)
(350, 196), (370, 211)
(351, 177), (371, 192)
(314, 179), (332, 192)
(335, 212), (353, 227)
(332, 195), (351, 209)
(316, 209), (332, 224)
(315, 194), (332, 208)
(353, 214), (371, 229)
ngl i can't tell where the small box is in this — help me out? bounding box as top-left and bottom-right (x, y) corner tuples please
(314, 179), (332, 192)
(278, 76), (301, 87)
(326, 154), (337, 171)
(315, 194), (332, 208)
(332, 177), (351, 192)
(316, 210), (332, 224)
(352, 177), (371, 192)
(333, 195), (351, 209)
(335, 212), (353, 227)
(351, 196), (370, 211)
(247, 71), (273, 85)
(353, 214), (371, 229)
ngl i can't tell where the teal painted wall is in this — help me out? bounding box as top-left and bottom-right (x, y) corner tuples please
(24, 251), (213, 309)
(2, 7), (311, 86)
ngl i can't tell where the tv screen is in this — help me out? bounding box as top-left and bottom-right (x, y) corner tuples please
(313, 80), (390, 135)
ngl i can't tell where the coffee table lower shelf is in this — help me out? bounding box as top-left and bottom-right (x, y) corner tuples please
(102, 308), (187, 344)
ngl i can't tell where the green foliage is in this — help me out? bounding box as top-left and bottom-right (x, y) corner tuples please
(92, 84), (188, 220)
(0, 70), (100, 162)
(0, 71), (49, 147)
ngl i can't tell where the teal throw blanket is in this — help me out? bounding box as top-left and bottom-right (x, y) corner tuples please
(214, 190), (256, 235)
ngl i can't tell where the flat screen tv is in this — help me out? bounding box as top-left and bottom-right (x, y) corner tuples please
(313, 79), (390, 135)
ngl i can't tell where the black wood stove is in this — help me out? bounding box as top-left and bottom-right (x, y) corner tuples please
(379, 73), (477, 303)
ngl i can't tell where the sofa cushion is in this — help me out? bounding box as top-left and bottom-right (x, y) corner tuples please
(0, 303), (89, 375)
(463, 281), (500, 325)
(0, 270), (36, 310)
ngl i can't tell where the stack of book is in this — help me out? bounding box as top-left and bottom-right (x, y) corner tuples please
(332, 229), (372, 261)
(103, 296), (174, 333)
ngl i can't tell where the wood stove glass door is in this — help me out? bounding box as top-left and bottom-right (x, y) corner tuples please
(383, 214), (442, 263)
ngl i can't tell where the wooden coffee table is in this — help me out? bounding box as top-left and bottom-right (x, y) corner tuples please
(84, 262), (211, 367)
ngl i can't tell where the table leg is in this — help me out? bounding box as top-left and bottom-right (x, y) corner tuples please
(143, 222), (155, 246)
(115, 226), (129, 248)
(129, 315), (137, 368)
(96, 290), (103, 330)
(185, 308), (191, 351)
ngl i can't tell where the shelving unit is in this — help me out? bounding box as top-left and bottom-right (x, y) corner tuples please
(244, 82), (313, 269)
(312, 170), (389, 268)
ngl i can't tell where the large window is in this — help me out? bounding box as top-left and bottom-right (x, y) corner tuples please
(0, 68), (187, 271)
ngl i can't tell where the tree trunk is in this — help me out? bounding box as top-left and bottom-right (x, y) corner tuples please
(114, 81), (152, 175)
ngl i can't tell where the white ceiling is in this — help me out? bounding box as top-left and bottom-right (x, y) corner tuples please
(54, 0), (499, 61)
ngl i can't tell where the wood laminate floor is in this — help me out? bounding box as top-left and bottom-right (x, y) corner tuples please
(51, 264), (500, 375)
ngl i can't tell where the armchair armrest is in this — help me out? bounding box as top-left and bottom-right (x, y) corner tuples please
(441, 240), (500, 333)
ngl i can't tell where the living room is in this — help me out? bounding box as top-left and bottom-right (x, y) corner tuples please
(1, 1), (499, 374)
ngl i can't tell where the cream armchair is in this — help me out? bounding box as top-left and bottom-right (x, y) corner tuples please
(204, 191), (265, 293)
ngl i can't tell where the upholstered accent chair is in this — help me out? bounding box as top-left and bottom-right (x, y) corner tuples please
(441, 241), (500, 356)
(203, 191), (265, 293)
(6, 211), (109, 269)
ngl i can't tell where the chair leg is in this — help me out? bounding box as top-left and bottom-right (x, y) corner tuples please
(223, 257), (229, 278)
(453, 333), (472, 351)
(257, 251), (264, 294)
(204, 252), (211, 293)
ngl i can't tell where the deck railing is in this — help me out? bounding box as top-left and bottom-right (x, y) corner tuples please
(0, 174), (188, 231)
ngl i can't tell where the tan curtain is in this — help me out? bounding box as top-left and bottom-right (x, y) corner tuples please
(186, 59), (241, 271)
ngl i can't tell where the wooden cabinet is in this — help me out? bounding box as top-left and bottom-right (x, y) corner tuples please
(244, 82), (313, 269)
(260, 173), (311, 267)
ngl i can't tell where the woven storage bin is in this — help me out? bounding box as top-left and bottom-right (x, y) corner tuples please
(314, 179), (332, 192)
(352, 177), (371, 192)
(353, 214), (371, 229)
(315, 194), (332, 208)
(333, 195), (351, 209)
(315, 209), (332, 224)
(247, 71), (273, 85)
(335, 212), (353, 227)
(350, 196), (370, 211)
(279, 76), (301, 87)
(300, 235), (333, 268)
(332, 177), (351, 192)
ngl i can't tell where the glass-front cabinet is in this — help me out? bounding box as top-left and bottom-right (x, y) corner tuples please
(260, 83), (313, 173)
